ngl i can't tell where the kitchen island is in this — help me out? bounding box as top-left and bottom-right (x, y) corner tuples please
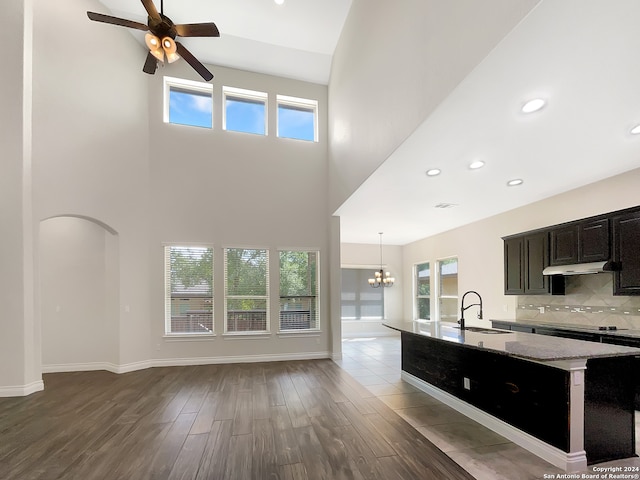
(384, 320), (640, 472)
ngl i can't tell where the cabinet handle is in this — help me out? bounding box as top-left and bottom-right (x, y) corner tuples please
(505, 382), (520, 394)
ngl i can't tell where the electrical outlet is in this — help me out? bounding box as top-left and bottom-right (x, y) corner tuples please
(463, 377), (471, 390)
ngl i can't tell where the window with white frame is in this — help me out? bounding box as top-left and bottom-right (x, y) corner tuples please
(276, 95), (318, 142)
(279, 250), (319, 331)
(340, 268), (384, 320)
(164, 246), (213, 334)
(163, 76), (213, 129)
(437, 257), (458, 322)
(223, 86), (267, 135)
(224, 248), (269, 333)
(415, 262), (430, 320)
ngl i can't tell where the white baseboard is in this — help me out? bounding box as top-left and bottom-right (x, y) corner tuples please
(341, 331), (399, 338)
(41, 351), (332, 376)
(151, 351), (331, 367)
(0, 380), (44, 398)
(402, 371), (588, 473)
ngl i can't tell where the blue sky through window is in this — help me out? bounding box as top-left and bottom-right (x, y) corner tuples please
(278, 104), (315, 141)
(225, 98), (266, 135)
(169, 88), (212, 128)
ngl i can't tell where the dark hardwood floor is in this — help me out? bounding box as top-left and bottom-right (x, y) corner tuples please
(0, 359), (474, 480)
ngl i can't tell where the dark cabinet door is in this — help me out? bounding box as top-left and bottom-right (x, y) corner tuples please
(504, 236), (524, 295)
(524, 232), (549, 294)
(613, 211), (640, 295)
(580, 218), (610, 262)
(550, 225), (578, 265)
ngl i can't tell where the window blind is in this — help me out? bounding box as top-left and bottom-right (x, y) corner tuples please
(224, 248), (269, 332)
(164, 246), (213, 334)
(279, 251), (319, 331)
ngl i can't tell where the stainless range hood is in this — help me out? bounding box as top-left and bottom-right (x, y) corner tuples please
(542, 260), (617, 276)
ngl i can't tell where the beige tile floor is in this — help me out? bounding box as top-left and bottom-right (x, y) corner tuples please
(337, 335), (640, 480)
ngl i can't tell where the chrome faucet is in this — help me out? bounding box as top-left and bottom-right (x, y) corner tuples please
(459, 290), (483, 330)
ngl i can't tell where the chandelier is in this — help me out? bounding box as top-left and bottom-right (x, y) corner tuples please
(368, 232), (395, 288)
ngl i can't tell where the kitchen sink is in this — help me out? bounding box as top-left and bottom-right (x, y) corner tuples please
(451, 326), (511, 334)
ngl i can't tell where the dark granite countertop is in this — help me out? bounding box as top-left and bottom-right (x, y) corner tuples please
(491, 319), (640, 339)
(383, 320), (640, 362)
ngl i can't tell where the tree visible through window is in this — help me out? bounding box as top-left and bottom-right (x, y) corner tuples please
(438, 257), (458, 322)
(224, 248), (269, 332)
(164, 246), (213, 334)
(415, 262), (430, 320)
(279, 251), (319, 331)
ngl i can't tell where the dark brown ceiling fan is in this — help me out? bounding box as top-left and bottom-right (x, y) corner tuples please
(87, 0), (219, 81)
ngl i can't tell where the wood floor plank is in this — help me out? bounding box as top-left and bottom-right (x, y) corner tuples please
(190, 391), (219, 435)
(0, 360), (476, 480)
(279, 462), (309, 480)
(232, 390), (253, 435)
(143, 412), (197, 480)
(195, 419), (233, 480)
(252, 417), (280, 479)
(334, 423), (389, 480)
(337, 401), (398, 458)
(167, 433), (208, 480)
(252, 382), (270, 420)
(295, 424), (334, 480)
(278, 372), (311, 428)
(275, 426), (302, 466)
(224, 434), (253, 480)
(308, 416), (366, 480)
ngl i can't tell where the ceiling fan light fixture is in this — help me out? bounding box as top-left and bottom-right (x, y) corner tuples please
(145, 33), (165, 62)
(162, 37), (180, 63)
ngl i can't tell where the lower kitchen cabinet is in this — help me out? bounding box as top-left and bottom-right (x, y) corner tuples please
(492, 321), (640, 409)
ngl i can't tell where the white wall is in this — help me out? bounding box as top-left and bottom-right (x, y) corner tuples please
(40, 217), (118, 368)
(0, 0), (39, 395)
(27, 0), (333, 376)
(32, 0), (151, 370)
(340, 242), (403, 337)
(146, 61), (331, 361)
(402, 168), (640, 329)
(328, 0), (541, 213)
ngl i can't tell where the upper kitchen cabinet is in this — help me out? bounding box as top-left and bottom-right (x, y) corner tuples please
(612, 210), (640, 295)
(504, 236), (524, 294)
(503, 231), (565, 295)
(550, 218), (609, 266)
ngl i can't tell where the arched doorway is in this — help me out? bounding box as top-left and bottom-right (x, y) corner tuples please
(39, 216), (119, 370)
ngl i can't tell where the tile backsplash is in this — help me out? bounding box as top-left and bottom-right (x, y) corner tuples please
(517, 273), (640, 329)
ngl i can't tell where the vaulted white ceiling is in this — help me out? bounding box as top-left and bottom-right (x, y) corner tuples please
(96, 0), (352, 84)
(335, 1), (640, 245)
(94, 1), (640, 246)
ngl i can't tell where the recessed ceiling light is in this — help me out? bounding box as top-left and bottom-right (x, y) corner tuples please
(630, 124), (640, 135)
(469, 160), (485, 170)
(521, 98), (546, 114)
(274, 0), (285, 4)
(434, 203), (458, 209)
(507, 179), (524, 187)
(426, 169), (441, 177)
